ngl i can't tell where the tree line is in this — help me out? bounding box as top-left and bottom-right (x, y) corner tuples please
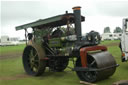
(104, 27), (122, 33)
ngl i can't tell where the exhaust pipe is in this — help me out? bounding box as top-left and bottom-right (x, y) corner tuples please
(72, 6), (82, 41)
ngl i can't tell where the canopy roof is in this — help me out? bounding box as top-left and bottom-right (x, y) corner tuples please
(16, 13), (85, 31)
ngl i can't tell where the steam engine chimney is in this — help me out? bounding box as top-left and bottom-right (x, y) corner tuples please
(72, 6), (82, 41)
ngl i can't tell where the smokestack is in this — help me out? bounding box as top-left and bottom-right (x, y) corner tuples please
(72, 6), (82, 41)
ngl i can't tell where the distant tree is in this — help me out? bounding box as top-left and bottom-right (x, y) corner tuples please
(113, 27), (122, 33)
(104, 27), (111, 33)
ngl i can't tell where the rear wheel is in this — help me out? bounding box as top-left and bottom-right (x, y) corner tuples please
(22, 46), (46, 76)
(119, 42), (126, 62)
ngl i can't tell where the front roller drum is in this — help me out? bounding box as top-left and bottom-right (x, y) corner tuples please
(75, 51), (117, 82)
(22, 46), (46, 76)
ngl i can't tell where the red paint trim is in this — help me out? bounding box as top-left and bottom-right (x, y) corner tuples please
(80, 45), (107, 67)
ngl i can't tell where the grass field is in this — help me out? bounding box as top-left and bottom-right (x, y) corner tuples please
(0, 40), (128, 85)
(0, 44), (25, 54)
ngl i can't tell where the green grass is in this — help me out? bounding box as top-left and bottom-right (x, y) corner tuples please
(0, 44), (25, 54)
(100, 40), (120, 45)
(0, 57), (24, 77)
(0, 41), (128, 85)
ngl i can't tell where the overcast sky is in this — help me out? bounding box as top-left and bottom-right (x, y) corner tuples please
(1, 0), (128, 39)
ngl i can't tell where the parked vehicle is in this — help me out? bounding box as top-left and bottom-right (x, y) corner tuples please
(101, 33), (120, 41)
(0, 36), (19, 46)
(119, 18), (128, 62)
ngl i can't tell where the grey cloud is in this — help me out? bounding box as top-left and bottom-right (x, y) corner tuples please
(1, 1), (71, 26)
(94, 1), (128, 17)
(1, 0), (128, 39)
(1, 1), (45, 21)
(2, 1), (128, 24)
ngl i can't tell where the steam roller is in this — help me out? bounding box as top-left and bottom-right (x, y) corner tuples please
(15, 6), (118, 83)
(74, 46), (118, 82)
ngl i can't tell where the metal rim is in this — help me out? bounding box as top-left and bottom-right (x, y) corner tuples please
(23, 46), (46, 76)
